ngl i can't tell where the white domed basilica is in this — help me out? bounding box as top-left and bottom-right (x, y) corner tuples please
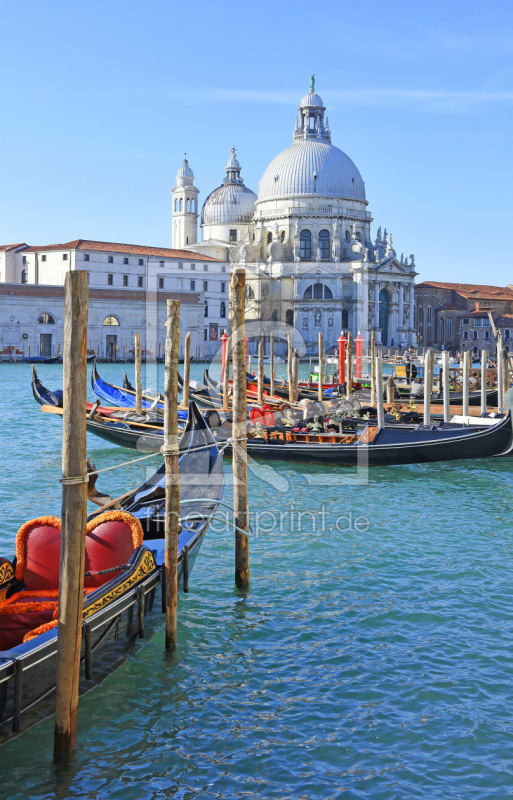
(172, 78), (417, 352)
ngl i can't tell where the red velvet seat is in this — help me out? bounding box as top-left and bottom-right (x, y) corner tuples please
(84, 511), (144, 589)
(0, 511), (144, 650)
(260, 404), (276, 427)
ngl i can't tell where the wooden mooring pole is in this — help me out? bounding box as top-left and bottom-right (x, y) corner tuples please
(376, 354), (385, 429)
(258, 337), (264, 406)
(54, 271), (89, 760)
(442, 349), (451, 422)
(223, 337), (230, 410)
(230, 268), (250, 590)
(164, 299), (180, 650)
(270, 332), (275, 399)
(318, 332), (323, 403)
(134, 332), (142, 415)
(423, 348), (434, 426)
(346, 332), (353, 400)
(462, 350), (470, 417)
(480, 349), (488, 415)
(181, 330), (191, 410)
(370, 331), (376, 406)
(288, 333), (294, 403)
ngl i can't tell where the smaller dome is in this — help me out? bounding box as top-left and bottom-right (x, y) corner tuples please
(177, 160), (193, 179)
(201, 184), (257, 226)
(225, 147), (240, 170)
(300, 91), (324, 109)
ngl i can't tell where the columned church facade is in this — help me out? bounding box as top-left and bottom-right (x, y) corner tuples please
(173, 79), (417, 353)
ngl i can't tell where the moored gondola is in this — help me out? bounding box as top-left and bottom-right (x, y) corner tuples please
(0, 401), (224, 741)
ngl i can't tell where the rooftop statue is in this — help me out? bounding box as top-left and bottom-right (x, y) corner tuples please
(310, 74), (315, 92)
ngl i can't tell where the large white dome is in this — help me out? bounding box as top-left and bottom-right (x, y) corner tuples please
(257, 140), (366, 204)
(201, 183), (257, 225)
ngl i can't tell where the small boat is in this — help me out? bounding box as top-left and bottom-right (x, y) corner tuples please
(23, 355), (61, 364)
(92, 361), (166, 412)
(0, 401), (224, 741)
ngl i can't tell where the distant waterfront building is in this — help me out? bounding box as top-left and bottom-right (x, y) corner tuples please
(414, 281), (513, 354)
(0, 240), (228, 359)
(172, 79), (418, 353)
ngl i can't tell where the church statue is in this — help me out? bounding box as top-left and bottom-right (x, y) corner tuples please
(316, 247), (321, 263)
(246, 226), (251, 242)
(294, 220), (300, 236)
(310, 74), (315, 92)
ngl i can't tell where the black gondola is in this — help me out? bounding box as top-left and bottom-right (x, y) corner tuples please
(0, 402), (224, 741)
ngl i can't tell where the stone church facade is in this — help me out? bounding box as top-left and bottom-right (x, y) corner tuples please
(174, 79), (418, 354)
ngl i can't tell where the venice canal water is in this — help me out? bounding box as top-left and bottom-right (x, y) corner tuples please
(1, 361), (513, 799)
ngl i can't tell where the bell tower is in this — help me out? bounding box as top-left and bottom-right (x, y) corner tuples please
(171, 155), (199, 248)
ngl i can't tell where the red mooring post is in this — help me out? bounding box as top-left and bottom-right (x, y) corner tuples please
(221, 330), (229, 381)
(338, 331), (347, 385)
(355, 332), (363, 378)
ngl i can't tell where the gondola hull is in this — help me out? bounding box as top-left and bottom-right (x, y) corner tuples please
(231, 414), (513, 466)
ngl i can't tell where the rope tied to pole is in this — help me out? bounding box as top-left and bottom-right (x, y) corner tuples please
(60, 475), (89, 486)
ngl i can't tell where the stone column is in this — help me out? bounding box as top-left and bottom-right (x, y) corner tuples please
(399, 284), (404, 333)
(374, 280), (380, 327)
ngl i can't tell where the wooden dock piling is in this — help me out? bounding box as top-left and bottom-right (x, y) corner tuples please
(480, 349), (488, 415)
(223, 337), (230, 410)
(376, 354), (385, 429)
(423, 349), (434, 426)
(318, 332), (323, 402)
(54, 271), (89, 760)
(346, 332), (353, 400)
(258, 337), (264, 406)
(462, 350), (470, 416)
(269, 332), (275, 399)
(288, 334), (294, 403)
(134, 333), (142, 415)
(370, 331), (376, 406)
(442, 350), (451, 422)
(230, 268), (250, 590)
(181, 331), (191, 410)
(164, 299), (180, 650)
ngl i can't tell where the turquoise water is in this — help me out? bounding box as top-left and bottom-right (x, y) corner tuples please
(1, 362), (513, 798)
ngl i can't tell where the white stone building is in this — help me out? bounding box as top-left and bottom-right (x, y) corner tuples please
(0, 240), (229, 359)
(174, 79), (417, 354)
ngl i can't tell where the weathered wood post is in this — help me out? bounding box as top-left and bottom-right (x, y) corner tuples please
(370, 331), (376, 406)
(134, 332), (142, 415)
(462, 349), (470, 416)
(223, 337), (230, 410)
(496, 333), (503, 412)
(258, 337), (264, 406)
(318, 332), (324, 402)
(269, 332), (275, 399)
(376, 354), (385, 429)
(164, 299), (180, 650)
(346, 331), (353, 400)
(502, 347), (510, 409)
(288, 333), (294, 403)
(293, 352), (299, 402)
(54, 271), (89, 760)
(423, 348), (434, 426)
(181, 330), (191, 410)
(480, 349), (488, 415)
(442, 349), (451, 422)
(386, 375), (395, 404)
(230, 268), (249, 589)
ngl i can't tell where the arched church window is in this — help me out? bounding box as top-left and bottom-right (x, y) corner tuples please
(342, 309), (349, 328)
(37, 312), (55, 324)
(271, 310), (278, 322)
(21, 269), (28, 284)
(280, 230), (285, 242)
(174, 199), (178, 212)
(204, 300), (208, 318)
(285, 309), (294, 327)
(345, 230), (351, 242)
(304, 283), (332, 300)
(179, 198), (183, 212)
(439, 318), (444, 342)
(418, 305), (424, 325)
(186, 199), (190, 212)
(220, 301), (226, 318)
(245, 285), (255, 301)
(355, 231), (362, 242)
(447, 319), (452, 340)
(267, 232), (272, 244)
(103, 315), (120, 326)
(505, 329), (510, 342)
(319, 230), (330, 259)
(194, 199), (197, 213)
(300, 230), (312, 260)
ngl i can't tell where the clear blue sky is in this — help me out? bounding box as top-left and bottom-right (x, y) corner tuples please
(1, 0), (512, 284)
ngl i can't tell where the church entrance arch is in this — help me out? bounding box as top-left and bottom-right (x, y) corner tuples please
(379, 289), (391, 346)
